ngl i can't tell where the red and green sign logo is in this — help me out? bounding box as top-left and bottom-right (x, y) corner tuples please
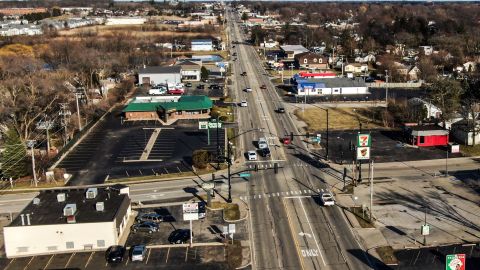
(446, 254), (465, 270)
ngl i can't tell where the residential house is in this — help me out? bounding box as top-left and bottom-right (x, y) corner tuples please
(138, 66), (182, 85)
(261, 39), (278, 49)
(355, 53), (376, 64)
(408, 98), (441, 119)
(344, 63), (368, 74)
(386, 44), (405, 56)
(294, 52), (329, 70)
(280, 45), (309, 59)
(191, 39), (213, 51)
(419, 46), (434, 56)
(407, 66), (421, 81)
(451, 120), (480, 145)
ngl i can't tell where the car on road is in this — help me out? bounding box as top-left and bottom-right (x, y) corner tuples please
(136, 213), (164, 223)
(197, 84), (205, 89)
(131, 221), (159, 234)
(168, 229), (192, 244)
(232, 45), (236, 48)
(244, 87), (252, 92)
(276, 107), (286, 113)
(130, 245), (146, 262)
(320, 192), (335, 206)
(232, 52), (237, 56)
(240, 100), (248, 107)
(260, 84), (267, 89)
(105, 245), (126, 263)
(260, 147), (271, 157)
(258, 137), (268, 149)
(247, 151), (257, 161)
(185, 82), (192, 87)
(241, 71), (247, 76)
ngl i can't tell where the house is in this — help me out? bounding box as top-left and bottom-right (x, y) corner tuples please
(408, 98), (441, 119)
(123, 95), (213, 124)
(405, 125), (449, 147)
(419, 46), (434, 56)
(355, 54), (376, 63)
(294, 52), (329, 70)
(4, 186), (131, 258)
(191, 39), (213, 51)
(344, 63), (368, 74)
(280, 45), (309, 59)
(105, 17), (146, 25)
(176, 60), (201, 81)
(261, 39), (278, 49)
(295, 72), (336, 79)
(451, 120), (480, 145)
(407, 66), (421, 81)
(138, 66), (182, 85)
(294, 77), (368, 96)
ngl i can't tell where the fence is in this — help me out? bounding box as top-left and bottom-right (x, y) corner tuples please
(366, 82), (423, 88)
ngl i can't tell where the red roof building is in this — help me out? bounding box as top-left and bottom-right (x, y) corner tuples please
(406, 125), (449, 147)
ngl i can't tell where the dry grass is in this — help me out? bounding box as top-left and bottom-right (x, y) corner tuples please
(460, 144), (480, 156)
(2, 180), (66, 190)
(59, 25), (204, 37)
(226, 240), (243, 269)
(350, 207), (375, 228)
(295, 107), (383, 131)
(224, 203), (240, 220)
(376, 246), (398, 265)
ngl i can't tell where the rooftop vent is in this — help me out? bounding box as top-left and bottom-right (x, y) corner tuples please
(86, 188), (98, 199)
(63, 203), (77, 216)
(57, 193), (66, 202)
(95, 202), (105, 212)
(33, 197), (40, 205)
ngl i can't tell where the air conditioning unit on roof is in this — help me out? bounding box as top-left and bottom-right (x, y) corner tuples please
(63, 203), (77, 216)
(57, 193), (66, 202)
(86, 188), (98, 199)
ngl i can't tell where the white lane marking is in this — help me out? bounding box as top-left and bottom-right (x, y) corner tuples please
(258, 195), (261, 199)
(298, 198), (326, 266)
(299, 232), (312, 238)
(301, 249), (319, 257)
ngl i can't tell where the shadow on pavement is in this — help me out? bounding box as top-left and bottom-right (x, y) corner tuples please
(347, 249), (392, 270)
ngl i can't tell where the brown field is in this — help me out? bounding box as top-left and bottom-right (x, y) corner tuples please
(295, 107), (384, 131)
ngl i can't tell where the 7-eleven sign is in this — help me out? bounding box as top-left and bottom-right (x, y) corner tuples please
(357, 134), (371, 147)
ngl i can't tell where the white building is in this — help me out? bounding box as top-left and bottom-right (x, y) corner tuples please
(296, 77), (369, 96)
(261, 39), (278, 48)
(138, 66), (182, 85)
(191, 39), (213, 51)
(408, 98), (442, 119)
(280, 45), (309, 59)
(4, 186), (132, 258)
(176, 60), (201, 81)
(105, 17), (146, 25)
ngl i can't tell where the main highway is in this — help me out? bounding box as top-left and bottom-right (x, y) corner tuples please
(226, 8), (372, 270)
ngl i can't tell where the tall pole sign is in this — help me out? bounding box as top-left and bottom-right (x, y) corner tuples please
(446, 254), (465, 270)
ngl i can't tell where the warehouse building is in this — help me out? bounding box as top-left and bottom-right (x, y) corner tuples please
(191, 39), (213, 51)
(138, 66), (182, 85)
(294, 77), (369, 96)
(4, 186), (131, 258)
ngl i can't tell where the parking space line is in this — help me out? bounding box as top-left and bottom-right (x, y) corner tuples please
(145, 247), (152, 264)
(125, 256), (129, 266)
(4, 258), (14, 270)
(65, 252), (75, 268)
(185, 247), (189, 262)
(165, 247), (170, 263)
(23, 256), (34, 270)
(85, 251), (94, 268)
(43, 254), (55, 270)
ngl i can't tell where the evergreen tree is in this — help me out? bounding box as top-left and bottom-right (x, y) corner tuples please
(1, 129), (28, 180)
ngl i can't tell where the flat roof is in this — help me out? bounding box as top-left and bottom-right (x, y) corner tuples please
(123, 95), (213, 112)
(8, 187), (130, 226)
(139, 66), (181, 74)
(280, 45), (309, 52)
(297, 77), (367, 88)
(409, 125), (449, 136)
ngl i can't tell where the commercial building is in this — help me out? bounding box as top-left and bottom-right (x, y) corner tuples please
(123, 95), (213, 124)
(406, 125), (449, 147)
(4, 186), (131, 258)
(105, 17), (146, 25)
(191, 39), (213, 51)
(138, 66), (182, 85)
(177, 60), (202, 81)
(280, 45), (309, 59)
(294, 77), (368, 96)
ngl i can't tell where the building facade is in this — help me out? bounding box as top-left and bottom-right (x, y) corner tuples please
(4, 186), (131, 258)
(294, 52), (329, 70)
(138, 66), (182, 85)
(191, 39), (213, 51)
(294, 77), (368, 96)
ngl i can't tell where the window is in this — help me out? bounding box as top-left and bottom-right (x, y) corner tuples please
(97, 240), (105, 248)
(17, 247), (28, 253)
(419, 136), (425, 144)
(66, 242), (74, 249)
(304, 59), (308, 64)
(318, 58), (322, 63)
(313, 58), (317, 63)
(47, 246), (58, 251)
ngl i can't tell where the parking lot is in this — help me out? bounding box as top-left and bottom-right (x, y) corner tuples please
(127, 205), (248, 246)
(312, 130), (463, 163)
(0, 246), (229, 270)
(57, 110), (225, 185)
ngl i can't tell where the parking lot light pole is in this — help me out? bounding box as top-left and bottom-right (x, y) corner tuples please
(227, 141), (232, 203)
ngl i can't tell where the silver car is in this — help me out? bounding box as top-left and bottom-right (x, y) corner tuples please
(130, 245), (146, 262)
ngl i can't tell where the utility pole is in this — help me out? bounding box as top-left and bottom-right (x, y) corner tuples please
(326, 109), (329, 160)
(227, 141), (232, 203)
(385, 70), (389, 105)
(75, 92), (82, 131)
(369, 160), (374, 221)
(27, 140), (37, 187)
(36, 115), (53, 153)
(59, 103), (71, 145)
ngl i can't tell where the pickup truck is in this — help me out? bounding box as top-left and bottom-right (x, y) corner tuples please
(320, 192), (335, 206)
(149, 88), (167, 95)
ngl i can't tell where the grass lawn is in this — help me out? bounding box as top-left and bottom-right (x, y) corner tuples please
(460, 144), (480, 156)
(375, 246), (398, 265)
(211, 105), (234, 122)
(350, 207), (375, 228)
(224, 203), (240, 220)
(295, 107), (384, 131)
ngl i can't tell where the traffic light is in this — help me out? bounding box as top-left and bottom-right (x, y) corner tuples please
(290, 132), (294, 141)
(274, 163), (278, 174)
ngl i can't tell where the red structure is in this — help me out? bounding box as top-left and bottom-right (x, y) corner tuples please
(298, 72), (337, 79)
(406, 125), (449, 147)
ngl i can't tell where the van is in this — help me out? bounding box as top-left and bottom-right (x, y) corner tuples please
(258, 137), (268, 149)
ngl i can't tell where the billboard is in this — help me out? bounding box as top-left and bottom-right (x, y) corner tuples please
(356, 147), (370, 160)
(357, 134), (371, 147)
(183, 203), (199, 221)
(446, 254), (465, 270)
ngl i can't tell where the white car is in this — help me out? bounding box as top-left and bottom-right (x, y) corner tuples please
(247, 151), (257, 161)
(320, 192), (335, 206)
(258, 137), (268, 149)
(131, 245), (146, 262)
(240, 100), (248, 107)
(244, 87), (252, 92)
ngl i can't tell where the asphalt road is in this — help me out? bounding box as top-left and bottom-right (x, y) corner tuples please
(228, 9), (372, 270)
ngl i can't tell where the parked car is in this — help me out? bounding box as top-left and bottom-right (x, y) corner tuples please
(196, 84), (205, 89)
(131, 221), (159, 234)
(105, 245), (125, 263)
(198, 202), (206, 219)
(168, 88), (184, 95)
(130, 245), (146, 262)
(168, 229), (191, 244)
(260, 148), (271, 157)
(244, 87), (252, 92)
(209, 84), (220, 90)
(185, 82), (192, 87)
(258, 137), (268, 149)
(247, 151), (257, 161)
(148, 88), (167, 95)
(136, 213), (164, 223)
(276, 107), (286, 113)
(320, 192), (335, 206)
(232, 52), (237, 56)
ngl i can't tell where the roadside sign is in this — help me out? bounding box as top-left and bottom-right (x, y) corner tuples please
(239, 173), (251, 178)
(228, 224), (236, 234)
(446, 254), (465, 270)
(421, 224), (430, 236)
(199, 121), (208, 130)
(356, 147), (370, 160)
(357, 134), (371, 147)
(201, 182), (215, 190)
(208, 122), (223, 129)
(183, 203), (199, 221)
(223, 226), (228, 235)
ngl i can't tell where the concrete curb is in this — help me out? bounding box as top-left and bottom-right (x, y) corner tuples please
(146, 242), (225, 249)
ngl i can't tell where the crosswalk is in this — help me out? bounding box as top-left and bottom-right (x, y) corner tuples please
(239, 188), (329, 201)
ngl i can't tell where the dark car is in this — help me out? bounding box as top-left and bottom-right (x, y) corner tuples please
(209, 84), (219, 90)
(260, 84), (267, 89)
(241, 72), (247, 76)
(168, 229), (192, 244)
(260, 148), (271, 157)
(131, 221), (159, 234)
(196, 84), (205, 89)
(105, 245), (125, 263)
(232, 52), (237, 56)
(135, 213), (164, 223)
(185, 82), (192, 87)
(276, 107), (286, 113)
